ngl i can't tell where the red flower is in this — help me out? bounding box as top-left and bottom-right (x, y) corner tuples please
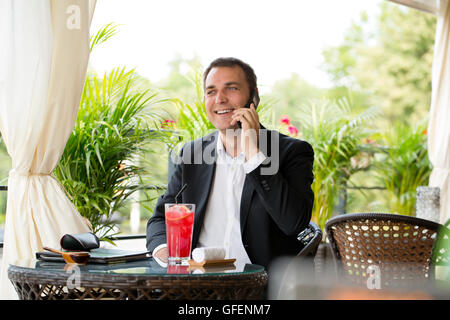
(280, 115), (291, 126)
(161, 119), (176, 128)
(423, 130), (427, 135)
(288, 125), (298, 136)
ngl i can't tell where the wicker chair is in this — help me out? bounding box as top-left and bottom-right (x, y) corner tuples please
(325, 212), (450, 289)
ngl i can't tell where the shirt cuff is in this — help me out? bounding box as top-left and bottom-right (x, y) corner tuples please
(243, 151), (267, 174)
(153, 243), (167, 256)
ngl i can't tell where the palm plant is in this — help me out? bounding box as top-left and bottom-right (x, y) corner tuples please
(54, 66), (169, 240)
(373, 121), (432, 216)
(294, 98), (379, 230)
(89, 22), (120, 52)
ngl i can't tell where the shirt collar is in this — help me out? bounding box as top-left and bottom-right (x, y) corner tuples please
(217, 132), (226, 155)
(217, 132), (245, 161)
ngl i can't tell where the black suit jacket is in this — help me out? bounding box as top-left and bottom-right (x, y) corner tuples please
(146, 127), (314, 268)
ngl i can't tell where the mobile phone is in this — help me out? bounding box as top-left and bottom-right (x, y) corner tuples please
(237, 89), (256, 128)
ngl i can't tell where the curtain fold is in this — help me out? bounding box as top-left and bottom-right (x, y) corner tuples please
(0, 0), (96, 299)
(428, 0), (450, 224)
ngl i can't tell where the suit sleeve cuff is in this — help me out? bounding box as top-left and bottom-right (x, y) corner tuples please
(243, 151), (267, 174)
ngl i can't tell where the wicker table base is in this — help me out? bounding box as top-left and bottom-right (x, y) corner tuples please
(8, 263), (268, 300)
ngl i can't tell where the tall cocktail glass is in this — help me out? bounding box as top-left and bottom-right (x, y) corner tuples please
(165, 203), (195, 265)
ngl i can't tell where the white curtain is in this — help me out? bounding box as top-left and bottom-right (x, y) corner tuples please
(0, 0), (96, 299)
(428, 0), (450, 224)
(388, 0), (439, 14)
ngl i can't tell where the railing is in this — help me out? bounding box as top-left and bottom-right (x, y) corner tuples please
(0, 184), (152, 249)
(336, 184), (386, 214)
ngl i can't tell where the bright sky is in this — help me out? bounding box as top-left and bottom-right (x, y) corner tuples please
(90, 0), (382, 93)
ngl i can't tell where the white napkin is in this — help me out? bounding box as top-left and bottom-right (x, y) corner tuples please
(192, 247), (226, 262)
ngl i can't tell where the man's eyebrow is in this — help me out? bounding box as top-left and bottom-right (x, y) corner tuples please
(225, 81), (240, 86)
(205, 82), (241, 90)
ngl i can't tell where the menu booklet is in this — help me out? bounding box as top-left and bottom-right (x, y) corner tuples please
(36, 248), (151, 264)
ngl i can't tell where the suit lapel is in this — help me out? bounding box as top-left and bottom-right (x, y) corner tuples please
(240, 176), (255, 234)
(240, 124), (271, 234)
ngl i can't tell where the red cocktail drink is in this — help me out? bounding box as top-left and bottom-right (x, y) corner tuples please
(165, 203), (195, 264)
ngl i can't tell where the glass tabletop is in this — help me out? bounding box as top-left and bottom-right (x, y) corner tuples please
(10, 258), (265, 277)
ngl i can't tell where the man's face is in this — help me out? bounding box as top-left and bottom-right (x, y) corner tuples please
(204, 66), (251, 131)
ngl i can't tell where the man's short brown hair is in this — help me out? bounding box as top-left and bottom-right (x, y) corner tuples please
(203, 57), (260, 106)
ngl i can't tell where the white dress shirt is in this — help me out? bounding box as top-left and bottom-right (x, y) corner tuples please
(153, 133), (266, 265)
(197, 133), (266, 264)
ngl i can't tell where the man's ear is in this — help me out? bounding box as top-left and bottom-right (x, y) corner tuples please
(253, 88), (260, 109)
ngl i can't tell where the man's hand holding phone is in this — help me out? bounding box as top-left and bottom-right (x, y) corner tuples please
(230, 100), (260, 161)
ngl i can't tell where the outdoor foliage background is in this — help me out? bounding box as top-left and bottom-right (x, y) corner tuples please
(0, 2), (436, 233)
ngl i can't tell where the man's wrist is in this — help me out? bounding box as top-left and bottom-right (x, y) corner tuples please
(242, 126), (260, 161)
(243, 151), (267, 174)
(152, 243), (167, 256)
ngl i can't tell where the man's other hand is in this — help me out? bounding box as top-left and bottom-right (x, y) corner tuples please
(153, 247), (169, 267)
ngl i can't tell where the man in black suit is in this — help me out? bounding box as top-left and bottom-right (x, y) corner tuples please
(146, 57), (314, 268)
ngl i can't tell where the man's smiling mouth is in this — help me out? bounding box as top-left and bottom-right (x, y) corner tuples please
(215, 109), (234, 115)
